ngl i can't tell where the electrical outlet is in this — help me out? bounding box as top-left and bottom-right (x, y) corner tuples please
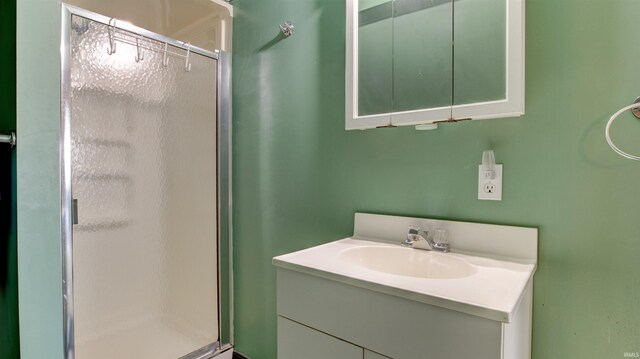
(483, 183), (495, 193)
(478, 164), (503, 201)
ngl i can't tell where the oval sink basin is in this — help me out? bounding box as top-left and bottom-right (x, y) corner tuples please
(339, 246), (477, 279)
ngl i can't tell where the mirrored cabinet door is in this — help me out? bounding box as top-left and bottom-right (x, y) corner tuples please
(358, 0), (393, 118)
(453, 0), (505, 106)
(391, 0), (453, 126)
(450, 0), (524, 120)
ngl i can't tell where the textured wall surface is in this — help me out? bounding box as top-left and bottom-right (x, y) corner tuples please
(0, 1), (18, 358)
(16, 0), (64, 357)
(232, 0), (640, 358)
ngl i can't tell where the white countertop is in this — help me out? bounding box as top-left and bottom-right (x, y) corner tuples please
(273, 238), (536, 323)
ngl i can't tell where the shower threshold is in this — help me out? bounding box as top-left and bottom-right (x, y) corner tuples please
(75, 318), (221, 359)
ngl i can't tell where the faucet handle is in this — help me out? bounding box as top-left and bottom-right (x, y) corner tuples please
(407, 225), (428, 240)
(403, 225), (421, 246)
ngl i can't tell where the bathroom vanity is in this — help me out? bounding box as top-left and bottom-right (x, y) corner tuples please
(273, 213), (537, 359)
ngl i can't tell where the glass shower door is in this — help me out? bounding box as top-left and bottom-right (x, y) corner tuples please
(69, 14), (219, 359)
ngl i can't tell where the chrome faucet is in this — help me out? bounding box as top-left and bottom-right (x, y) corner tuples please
(401, 226), (450, 253)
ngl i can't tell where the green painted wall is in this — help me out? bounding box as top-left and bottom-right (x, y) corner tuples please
(232, 1), (640, 358)
(0, 1), (18, 358)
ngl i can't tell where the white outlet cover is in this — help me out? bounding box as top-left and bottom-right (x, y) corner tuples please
(478, 164), (503, 201)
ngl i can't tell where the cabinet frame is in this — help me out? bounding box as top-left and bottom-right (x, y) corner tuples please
(345, 0), (525, 130)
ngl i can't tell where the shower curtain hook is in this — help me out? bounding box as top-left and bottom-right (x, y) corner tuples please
(135, 36), (144, 62)
(107, 18), (117, 55)
(162, 43), (169, 67)
(184, 42), (192, 72)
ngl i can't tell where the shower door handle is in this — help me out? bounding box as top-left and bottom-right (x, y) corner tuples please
(72, 199), (78, 225)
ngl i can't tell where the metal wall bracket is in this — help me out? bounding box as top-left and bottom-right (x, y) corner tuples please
(0, 131), (16, 147)
(280, 21), (294, 37)
(632, 96), (640, 119)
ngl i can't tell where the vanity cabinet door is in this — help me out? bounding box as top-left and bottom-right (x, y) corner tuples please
(277, 316), (364, 359)
(365, 349), (393, 359)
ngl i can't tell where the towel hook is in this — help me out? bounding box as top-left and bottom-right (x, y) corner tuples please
(280, 21), (294, 37)
(605, 98), (640, 161)
(184, 42), (192, 72)
(135, 36), (144, 62)
(162, 43), (169, 67)
(107, 18), (117, 55)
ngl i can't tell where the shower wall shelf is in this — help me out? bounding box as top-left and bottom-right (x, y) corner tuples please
(76, 136), (132, 149)
(75, 218), (131, 232)
(72, 122), (133, 234)
(71, 86), (164, 105)
(75, 170), (132, 182)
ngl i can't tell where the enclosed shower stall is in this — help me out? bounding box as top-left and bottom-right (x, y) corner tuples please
(59, 4), (232, 358)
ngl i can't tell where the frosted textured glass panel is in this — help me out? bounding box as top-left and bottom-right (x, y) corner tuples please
(70, 15), (218, 359)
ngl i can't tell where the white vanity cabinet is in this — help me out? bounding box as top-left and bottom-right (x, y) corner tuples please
(276, 268), (532, 359)
(274, 213), (538, 359)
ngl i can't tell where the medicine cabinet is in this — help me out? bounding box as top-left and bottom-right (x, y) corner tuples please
(345, 0), (524, 130)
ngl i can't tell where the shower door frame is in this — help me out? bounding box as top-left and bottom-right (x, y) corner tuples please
(59, 4), (233, 359)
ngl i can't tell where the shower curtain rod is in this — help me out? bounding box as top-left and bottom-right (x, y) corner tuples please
(0, 131), (16, 147)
